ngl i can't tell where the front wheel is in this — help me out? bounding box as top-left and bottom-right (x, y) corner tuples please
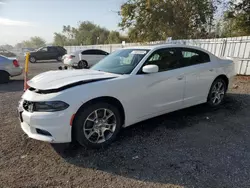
(74, 103), (122, 149)
(78, 60), (88, 69)
(207, 78), (227, 107)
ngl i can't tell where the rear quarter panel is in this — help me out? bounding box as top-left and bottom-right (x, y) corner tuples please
(0, 58), (11, 74)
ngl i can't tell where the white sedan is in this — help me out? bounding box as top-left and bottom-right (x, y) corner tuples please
(0, 55), (23, 83)
(18, 44), (235, 148)
(63, 49), (109, 69)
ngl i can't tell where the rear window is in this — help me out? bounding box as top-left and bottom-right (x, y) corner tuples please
(57, 46), (66, 52)
(180, 48), (210, 66)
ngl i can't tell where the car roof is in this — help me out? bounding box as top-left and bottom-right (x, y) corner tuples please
(75, 49), (106, 52)
(123, 44), (212, 54)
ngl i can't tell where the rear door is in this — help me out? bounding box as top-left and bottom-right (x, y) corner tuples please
(47, 47), (59, 59)
(178, 48), (218, 107)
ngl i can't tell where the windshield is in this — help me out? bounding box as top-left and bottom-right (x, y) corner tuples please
(91, 49), (149, 74)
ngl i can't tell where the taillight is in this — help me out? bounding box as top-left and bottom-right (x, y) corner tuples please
(69, 55), (75, 59)
(13, 60), (19, 67)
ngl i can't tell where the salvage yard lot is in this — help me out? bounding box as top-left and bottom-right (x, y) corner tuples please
(0, 61), (250, 188)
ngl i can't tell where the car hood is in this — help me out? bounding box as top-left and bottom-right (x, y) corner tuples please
(27, 69), (119, 90)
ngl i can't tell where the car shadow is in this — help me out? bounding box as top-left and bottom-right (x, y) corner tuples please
(52, 93), (250, 187)
(0, 80), (24, 93)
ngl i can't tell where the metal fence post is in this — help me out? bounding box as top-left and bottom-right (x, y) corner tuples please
(220, 39), (227, 57)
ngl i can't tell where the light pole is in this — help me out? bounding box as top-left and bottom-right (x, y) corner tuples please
(97, 37), (100, 45)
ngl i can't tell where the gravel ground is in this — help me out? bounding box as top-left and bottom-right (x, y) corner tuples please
(0, 61), (250, 188)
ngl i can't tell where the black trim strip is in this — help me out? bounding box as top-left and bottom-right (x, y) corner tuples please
(29, 77), (116, 94)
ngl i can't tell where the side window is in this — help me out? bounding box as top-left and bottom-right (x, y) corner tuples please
(82, 50), (93, 55)
(180, 48), (210, 66)
(57, 47), (66, 52)
(40, 47), (48, 52)
(144, 48), (182, 72)
(82, 50), (108, 55)
(48, 47), (57, 52)
(95, 50), (109, 55)
(149, 53), (161, 61)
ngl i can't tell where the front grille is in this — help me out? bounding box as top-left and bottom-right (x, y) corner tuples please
(23, 100), (34, 112)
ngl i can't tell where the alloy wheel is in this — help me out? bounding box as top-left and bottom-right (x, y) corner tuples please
(83, 108), (116, 144)
(30, 57), (36, 63)
(78, 61), (87, 69)
(210, 81), (225, 105)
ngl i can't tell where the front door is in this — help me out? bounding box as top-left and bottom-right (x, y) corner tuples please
(125, 48), (186, 123)
(36, 47), (49, 60)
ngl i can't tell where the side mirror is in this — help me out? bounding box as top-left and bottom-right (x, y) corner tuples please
(142, 65), (159, 74)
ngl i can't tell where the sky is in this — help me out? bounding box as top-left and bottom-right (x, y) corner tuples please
(0, 0), (126, 45)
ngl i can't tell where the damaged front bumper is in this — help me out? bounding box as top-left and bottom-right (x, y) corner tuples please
(18, 97), (72, 143)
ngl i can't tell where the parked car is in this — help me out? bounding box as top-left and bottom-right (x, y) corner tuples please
(63, 49), (109, 69)
(18, 44), (235, 148)
(22, 48), (36, 56)
(0, 55), (23, 83)
(0, 49), (17, 58)
(28, 46), (67, 63)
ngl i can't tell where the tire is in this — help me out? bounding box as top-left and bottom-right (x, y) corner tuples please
(0, 71), (10, 84)
(207, 78), (227, 107)
(73, 102), (122, 149)
(57, 56), (62, 62)
(78, 60), (88, 69)
(29, 56), (36, 63)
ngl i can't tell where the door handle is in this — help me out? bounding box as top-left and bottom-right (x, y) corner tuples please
(209, 69), (214, 72)
(177, 76), (184, 80)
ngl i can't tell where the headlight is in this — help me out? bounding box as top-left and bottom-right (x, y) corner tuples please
(23, 100), (69, 112)
(34, 101), (69, 112)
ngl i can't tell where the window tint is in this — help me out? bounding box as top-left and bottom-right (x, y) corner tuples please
(94, 50), (109, 55)
(149, 53), (160, 61)
(48, 47), (57, 52)
(57, 46), (66, 52)
(82, 50), (93, 55)
(82, 49), (108, 55)
(141, 47), (211, 73)
(180, 48), (210, 66)
(144, 48), (182, 72)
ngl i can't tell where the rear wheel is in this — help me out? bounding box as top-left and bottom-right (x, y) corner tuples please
(0, 71), (10, 84)
(207, 78), (227, 107)
(74, 103), (122, 148)
(29, 56), (36, 63)
(78, 60), (88, 69)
